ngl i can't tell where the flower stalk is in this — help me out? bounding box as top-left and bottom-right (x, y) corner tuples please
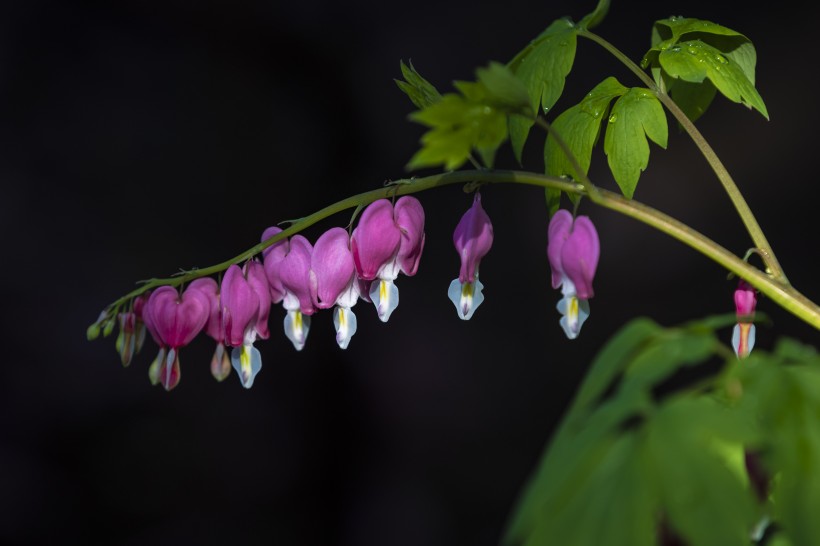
(576, 28), (786, 283)
(95, 169), (820, 332)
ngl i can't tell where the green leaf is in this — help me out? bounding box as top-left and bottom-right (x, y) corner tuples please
(407, 62), (530, 171)
(649, 16), (759, 86)
(733, 339), (820, 545)
(568, 317), (661, 417)
(544, 187), (561, 218)
(577, 0), (610, 31)
(544, 77), (626, 181)
(475, 61), (532, 115)
(504, 316), (760, 546)
(407, 92), (507, 171)
(669, 78), (716, 123)
(602, 87), (667, 198)
(648, 398), (758, 546)
(395, 60), (442, 109)
(644, 17), (763, 121)
(508, 20), (577, 163)
(659, 40), (768, 119)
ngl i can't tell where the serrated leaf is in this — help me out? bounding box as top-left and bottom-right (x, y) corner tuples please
(622, 327), (716, 391)
(659, 40), (768, 119)
(407, 92), (507, 171)
(476, 61), (531, 115)
(569, 317), (661, 416)
(669, 78), (717, 123)
(648, 398), (758, 546)
(508, 21), (577, 163)
(735, 340), (820, 545)
(395, 60), (442, 109)
(651, 17), (749, 48)
(544, 77), (626, 180)
(603, 88), (668, 198)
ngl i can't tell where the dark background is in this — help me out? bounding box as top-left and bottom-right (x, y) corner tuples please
(2, 0), (818, 544)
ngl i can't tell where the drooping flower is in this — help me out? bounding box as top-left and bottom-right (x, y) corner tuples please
(188, 277), (231, 382)
(351, 196), (425, 322)
(279, 234), (316, 351)
(221, 262), (270, 388)
(547, 209), (600, 340)
(448, 193), (494, 320)
(142, 285), (210, 390)
(261, 226), (289, 304)
(115, 291), (150, 367)
(310, 227), (360, 349)
(732, 279), (757, 358)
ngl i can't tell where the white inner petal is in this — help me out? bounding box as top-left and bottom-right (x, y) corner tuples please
(731, 323), (756, 358)
(230, 343), (262, 389)
(333, 306), (358, 350)
(284, 309), (311, 351)
(557, 295), (590, 340)
(447, 277), (485, 320)
(370, 279), (399, 322)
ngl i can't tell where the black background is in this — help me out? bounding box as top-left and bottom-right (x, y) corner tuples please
(2, 0), (818, 544)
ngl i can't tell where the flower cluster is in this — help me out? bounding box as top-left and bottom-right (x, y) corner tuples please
(109, 194), (605, 391)
(116, 196), (426, 391)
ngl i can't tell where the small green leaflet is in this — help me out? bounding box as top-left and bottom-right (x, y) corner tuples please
(395, 60), (441, 109)
(641, 17), (766, 122)
(604, 88), (668, 199)
(577, 0), (610, 31)
(659, 40), (768, 119)
(650, 16), (758, 85)
(406, 62), (530, 171)
(507, 18), (577, 163)
(544, 77), (627, 182)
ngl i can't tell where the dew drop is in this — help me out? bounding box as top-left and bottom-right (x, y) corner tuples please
(715, 54), (728, 64)
(608, 113), (618, 123)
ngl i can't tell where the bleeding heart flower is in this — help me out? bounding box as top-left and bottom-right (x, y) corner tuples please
(279, 235), (316, 351)
(732, 279), (757, 359)
(220, 263), (270, 388)
(351, 196), (425, 322)
(142, 285), (210, 390)
(547, 209), (600, 340)
(310, 227), (360, 349)
(448, 193), (493, 320)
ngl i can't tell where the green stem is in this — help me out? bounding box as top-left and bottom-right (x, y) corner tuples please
(577, 29), (787, 283)
(99, 170), (820, 331)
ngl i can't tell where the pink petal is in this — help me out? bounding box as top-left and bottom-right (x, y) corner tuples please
(280, 235), (316, 315)
(147, 285), (210, 348)
(310, 227), (356, 309)
(394, 196), (426, 276)
(262, 226), (289, 304)
(561, 215), (600, 300)
(244, 260), (271, 340)
(734, 280), (757, 318)
(547, 209), (573, 290)
(351, 199), (401, 281)
(188, 277), (222, 342)
(453, 193), (493, 283)
(220, 265), (260, 347)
